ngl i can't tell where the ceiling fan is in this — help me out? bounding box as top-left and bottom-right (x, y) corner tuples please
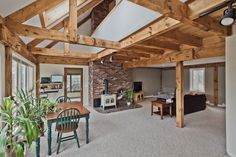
(199, 0), (236, 26)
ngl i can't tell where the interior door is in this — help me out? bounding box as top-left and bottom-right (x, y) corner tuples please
(64, 68), (83, 103)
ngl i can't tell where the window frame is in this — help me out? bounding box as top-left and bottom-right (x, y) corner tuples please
(12, 57), (35, 95)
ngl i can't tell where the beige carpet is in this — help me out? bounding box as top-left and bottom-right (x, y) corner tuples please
(26, 98), (226, 157)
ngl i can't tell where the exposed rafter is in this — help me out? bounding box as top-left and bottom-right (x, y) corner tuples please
(32, 48), (95, 58)
(123, 43), (225, 69)
(123, 49), (195, 69)
(188, 0), (227, 19)
(90, 16), (181, 61)
(6, 21), (121, 50)
(0, 24), (37, 63)
(27, 0), (103, 48)
(37, 55), (88, 65)
(45, 14), (91, 49)
(5, 0), (64, 23)
(161, 30), (203, 47)
(128, 0), (229, 36)
(44, 0), (87, 28)
(138, 39), (181, 51)
(90, 0), (229, 62)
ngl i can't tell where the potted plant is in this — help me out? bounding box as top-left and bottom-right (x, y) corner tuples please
(125, 90), (134, 106)
(14, 90), (58, 136)
(0, 97), (39, 157)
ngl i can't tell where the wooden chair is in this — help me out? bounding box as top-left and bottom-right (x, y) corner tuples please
(56, 96), (71, 103)
(55, 108), (80, 154)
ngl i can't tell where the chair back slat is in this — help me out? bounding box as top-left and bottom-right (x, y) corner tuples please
(56, 108), (80, 132)
(56, 96), (71, 103)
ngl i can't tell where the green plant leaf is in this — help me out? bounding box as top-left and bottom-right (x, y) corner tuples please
(15, 143), (24, 157)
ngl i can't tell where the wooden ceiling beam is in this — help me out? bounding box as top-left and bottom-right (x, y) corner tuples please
(6, 21), (121, 50)
(161, 30), (203, 47)
(138, 39), (181, 51)
(124, 43), (225, 69)
(128, 0), (188, 21)
(32, 47), (94, 58)
(123, 49), (195, 69)
(90, 17), (181, 61)
(45, 41), (58, 49)
(44, 0), (87, 28)
(0, 24), (37, 63)
(188, 0), (227, 19)
(45, 14), (91, 49)
(5, 0), (64, 23)
(127, 46), (164, 55)
(115, 53), (141, 60)
(120, 50), (151, 58)
(27, 0), (103, 48)
(37, 55), (88, 65)
(112, 55), (135, 62)
(0, 15), (4, 24)
(129, 0), (228, 36)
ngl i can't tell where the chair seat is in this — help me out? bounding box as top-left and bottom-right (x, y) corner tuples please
(56, 123), (78, 133)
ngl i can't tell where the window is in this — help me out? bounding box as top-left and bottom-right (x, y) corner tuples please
(190, 68), (205, 92)
(12, 58), (34, 95)
(67, 74), (81, 92)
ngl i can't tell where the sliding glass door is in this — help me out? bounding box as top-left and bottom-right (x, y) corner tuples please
(64, 68), (83, 103)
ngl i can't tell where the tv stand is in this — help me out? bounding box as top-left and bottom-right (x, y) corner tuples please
(134, 91), (144, 103)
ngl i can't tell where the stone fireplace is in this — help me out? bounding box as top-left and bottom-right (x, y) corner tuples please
(89, 61), (132, 106)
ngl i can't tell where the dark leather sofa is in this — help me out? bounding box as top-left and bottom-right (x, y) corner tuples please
(170, 94), (207, 115)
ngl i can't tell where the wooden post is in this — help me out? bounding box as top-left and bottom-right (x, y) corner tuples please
(69, 0), (77, 41)
(36, 62), (40, 97)
(64, 21), (70, 54)
(214, 66), (219, 106)
(176, 61), (184, 128)
(160, 69), (163, 92)
(5, 46), (12, 97)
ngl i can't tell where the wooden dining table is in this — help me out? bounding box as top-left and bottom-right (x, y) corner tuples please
(36, 102), (90, 156)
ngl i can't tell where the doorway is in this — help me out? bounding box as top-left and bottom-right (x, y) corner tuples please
(64, 68), (83, 104)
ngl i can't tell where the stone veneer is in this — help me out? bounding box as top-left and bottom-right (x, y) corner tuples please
(89, 61), (133, 105)
(91, 0), (116, 32)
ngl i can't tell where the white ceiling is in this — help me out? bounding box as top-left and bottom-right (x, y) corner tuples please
(0, 0), (35, 17)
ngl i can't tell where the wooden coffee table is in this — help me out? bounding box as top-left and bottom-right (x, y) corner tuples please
(151, 100), (172, 120)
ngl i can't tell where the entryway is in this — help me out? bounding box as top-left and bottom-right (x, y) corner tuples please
(64, 68), (83, 104)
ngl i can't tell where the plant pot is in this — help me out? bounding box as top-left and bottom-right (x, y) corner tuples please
(6, 146), (16, 157)
(127, 102), (131, 106)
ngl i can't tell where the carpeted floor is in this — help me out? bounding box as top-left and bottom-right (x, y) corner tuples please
(26, 98), (226, 157)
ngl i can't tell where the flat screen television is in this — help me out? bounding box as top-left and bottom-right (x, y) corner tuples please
(41, 77), (51, 84)
(133, 82), (142, 93)
(51, 75), (64, 83)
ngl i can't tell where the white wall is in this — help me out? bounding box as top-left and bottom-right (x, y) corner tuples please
(161, 67), (225, 104)
(226, 25), (236, 157)
(162, 69), (190, 94)
(40, 64), (89, 106)
(132, 68), (160, 96)
(0, 44), (5, 103)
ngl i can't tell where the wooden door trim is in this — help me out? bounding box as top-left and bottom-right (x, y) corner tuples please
(64, 68), (83, 105)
